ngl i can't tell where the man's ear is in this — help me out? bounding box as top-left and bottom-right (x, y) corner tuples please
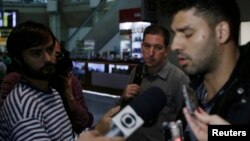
(216, 21), (230, 43)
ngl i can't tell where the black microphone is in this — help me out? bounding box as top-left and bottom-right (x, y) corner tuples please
(106, 86), (167, 138)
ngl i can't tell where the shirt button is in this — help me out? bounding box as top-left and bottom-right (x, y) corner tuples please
(237, 87), (244, 94)
(241, 99), (247, 104)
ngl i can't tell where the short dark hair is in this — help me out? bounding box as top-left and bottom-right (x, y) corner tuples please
(166, 0), (240, 45)
(56, 48), (73, 76)
(143, 25), (170, 47)
(6, 21), (56, 59)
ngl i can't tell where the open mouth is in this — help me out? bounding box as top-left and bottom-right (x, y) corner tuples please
(177, 57), (188, 67)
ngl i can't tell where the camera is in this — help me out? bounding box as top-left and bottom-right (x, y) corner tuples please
(162, 120), (184, 141)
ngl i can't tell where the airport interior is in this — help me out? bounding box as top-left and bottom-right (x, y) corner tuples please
(1, 0), (250, 129)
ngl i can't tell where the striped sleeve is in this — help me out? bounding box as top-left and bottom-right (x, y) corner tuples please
(0, 81), (75, 141)
(11, 118), (50, 141)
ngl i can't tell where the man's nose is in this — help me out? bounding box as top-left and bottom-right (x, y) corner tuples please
(171, 36), (182, 52)
(43, 52), (52, 61)
(148, 47), (155, 56)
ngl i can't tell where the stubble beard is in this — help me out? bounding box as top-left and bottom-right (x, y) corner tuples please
(22, 62), (56, 81)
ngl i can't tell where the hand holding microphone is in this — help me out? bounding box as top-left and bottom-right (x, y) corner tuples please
(106, 86), (167, 139)
(95, 106), (121, 135)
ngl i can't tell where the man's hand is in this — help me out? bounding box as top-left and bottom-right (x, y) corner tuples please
(78, 130), (124, 141)
(121, 84), (140, 101)
(95, 106), (121, 135)
(183, 107), (230, 141)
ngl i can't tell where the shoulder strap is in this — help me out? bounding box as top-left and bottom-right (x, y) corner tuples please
(133, 63), (144, 85)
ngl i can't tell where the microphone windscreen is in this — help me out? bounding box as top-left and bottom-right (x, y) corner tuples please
(129, 86), (167, 126)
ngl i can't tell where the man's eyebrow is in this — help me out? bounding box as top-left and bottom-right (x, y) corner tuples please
(27, 43), (54, 51)
(171, 25), (192, 33)
(46, 44), (55, 48)
(47, 43), (55, 48)
(177, 27), (188, 32)
(28, 46), (41, 50)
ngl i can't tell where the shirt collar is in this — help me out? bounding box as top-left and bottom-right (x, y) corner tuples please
(143, 61), (169, 79)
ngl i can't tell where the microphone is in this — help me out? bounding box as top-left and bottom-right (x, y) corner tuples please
(162, 120), (184, 141)
(106, 86), (167, 138)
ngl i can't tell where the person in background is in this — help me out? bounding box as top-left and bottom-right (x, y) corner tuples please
(0, 21), (123, 141)
(0, 37), (94, 134)
(0, 56), (7, 84)
(118, 25), (190, 141)
(0, 71), (21, 107)
(2, 53), (12, 72)
(51, 39), (94, 133)
(168, 0), (250, 140)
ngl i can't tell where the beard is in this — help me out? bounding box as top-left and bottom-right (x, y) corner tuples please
(21, 62), (56, 81)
